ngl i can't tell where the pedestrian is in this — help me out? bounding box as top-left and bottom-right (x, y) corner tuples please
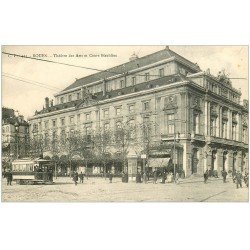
(143, 172), (147, 184)
(6, 170), (13, 186)
(79, 171), (84, 183)
(244, 172), (249, 187)
(153, 170), (158, 184)
(73, 171), (78, 186)
(175, 172), (179, 184)
(204, 169), (208, 184)
(136, 172), (142, 183)
(109, 171), (113, 183)
(236, 170), (242, 189)
(161, 171), (166, 184)
(222, 170), (227, 183)
(232, 169), (236, 183)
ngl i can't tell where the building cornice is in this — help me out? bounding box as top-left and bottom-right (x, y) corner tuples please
(29, 80), (190, 121)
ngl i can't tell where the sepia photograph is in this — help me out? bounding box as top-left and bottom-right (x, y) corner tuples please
(1, 45), (249, 202)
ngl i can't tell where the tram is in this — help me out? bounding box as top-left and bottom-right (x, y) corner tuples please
(12, 158), (54, 185)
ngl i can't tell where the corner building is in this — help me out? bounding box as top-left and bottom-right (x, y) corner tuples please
(29, 47), (249, 177)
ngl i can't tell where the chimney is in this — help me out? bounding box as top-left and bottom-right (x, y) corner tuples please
(129, 53), (139, 62)
(45, 97), (49, 109)
(165, 46), (170, 50)
(18, 115), (24, 122)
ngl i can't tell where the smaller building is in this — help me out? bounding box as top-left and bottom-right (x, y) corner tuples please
(2, 107), (29, 163)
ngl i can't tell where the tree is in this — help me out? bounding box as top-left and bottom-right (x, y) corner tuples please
(28, 135), (47, 158)
(59, 130), (82, 176)
(113, 121), (136, 172)
(92, 129), (113, 178)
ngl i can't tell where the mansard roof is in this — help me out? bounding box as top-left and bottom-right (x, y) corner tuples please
(61, 48), (200, 92)
(35, 74), (187, 116)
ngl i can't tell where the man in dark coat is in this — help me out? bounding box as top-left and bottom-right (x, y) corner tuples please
(153, 170), (158, 184)
(232, 169), (236, 183)
(109, 172), (113, 183)
(79, 172), (84, 183)
(204, 169), (209, 184)
(161, 171), (166, 184)
(73, 171), (78, 186)
(236, 171), (242, 189)
(6, 170), (13, 186)
(222, 170), (228, 183)
(244, 172), (249, 187)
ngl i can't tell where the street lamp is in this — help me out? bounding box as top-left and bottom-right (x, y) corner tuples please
(14, 122), (19, 159)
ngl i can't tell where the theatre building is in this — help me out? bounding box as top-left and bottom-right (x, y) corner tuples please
(28, 46), (249, 177)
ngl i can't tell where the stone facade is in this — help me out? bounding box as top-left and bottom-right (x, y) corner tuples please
(2, 108), (29, 160)
(28, 47), (248, 177)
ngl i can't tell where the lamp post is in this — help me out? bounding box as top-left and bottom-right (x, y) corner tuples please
(14, 122), (19, 159)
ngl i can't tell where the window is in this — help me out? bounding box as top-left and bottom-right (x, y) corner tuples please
(128, 119), (135, 128)
(52, 131), (57, 140)
(242, 128), (247, 143)
(107, 82), (112, 91)
(145, 73), (150, 82)
(116, 121), (122, 129)
(144, 117), (150, 124)
(70, 116), (74, 124)
(44, 121), (48, 129)
(129, 105), (135, 113)
(193, 114), (199, 134)
(222, 122), (227, 139)
(143, 101), (150, 111)
(104, 123), (110, 131)
(61, 130), (66, 139)
(61, 118), (65, 126)
(159, 68), (164, 77)
(132, 77), (136, 86)
(45, 133), (49, 146)
(77, 92), (80, 100)
(77, 114), (81, 123)
(86, 126), (91, 135)
(232, 125), (237, 140)
(120, 80), (125, 88)
(167, 114), (174, 121)
(86, 113), (90, 121)
(104, 109), (109, 118)
(210, 118), (217, 137)
(128, 120), (136, 139)
(60, 97), (64, 104)
(68, 94), (72, 102)
(116, 107), (121, 116)
(168, 124), (175, 134)
(52, 120), (56, 127)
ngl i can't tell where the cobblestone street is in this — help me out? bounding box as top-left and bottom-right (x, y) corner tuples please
(1, 176), (249, 202)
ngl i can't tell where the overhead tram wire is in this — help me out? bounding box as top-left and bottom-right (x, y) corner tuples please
(2, 51), (164, 78)
(2, 52), (248, 82)
(2, 74), (62, 92)
(3, 72), (62, 91)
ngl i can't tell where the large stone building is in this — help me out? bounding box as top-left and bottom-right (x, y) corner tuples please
(2, 107), (29, 161)
(28, 46), (249, 176)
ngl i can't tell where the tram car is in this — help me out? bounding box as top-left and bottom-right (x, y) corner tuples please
(12, 158), (54, 185)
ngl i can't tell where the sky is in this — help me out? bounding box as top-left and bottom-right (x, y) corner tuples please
(1, 45), (248, 119)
